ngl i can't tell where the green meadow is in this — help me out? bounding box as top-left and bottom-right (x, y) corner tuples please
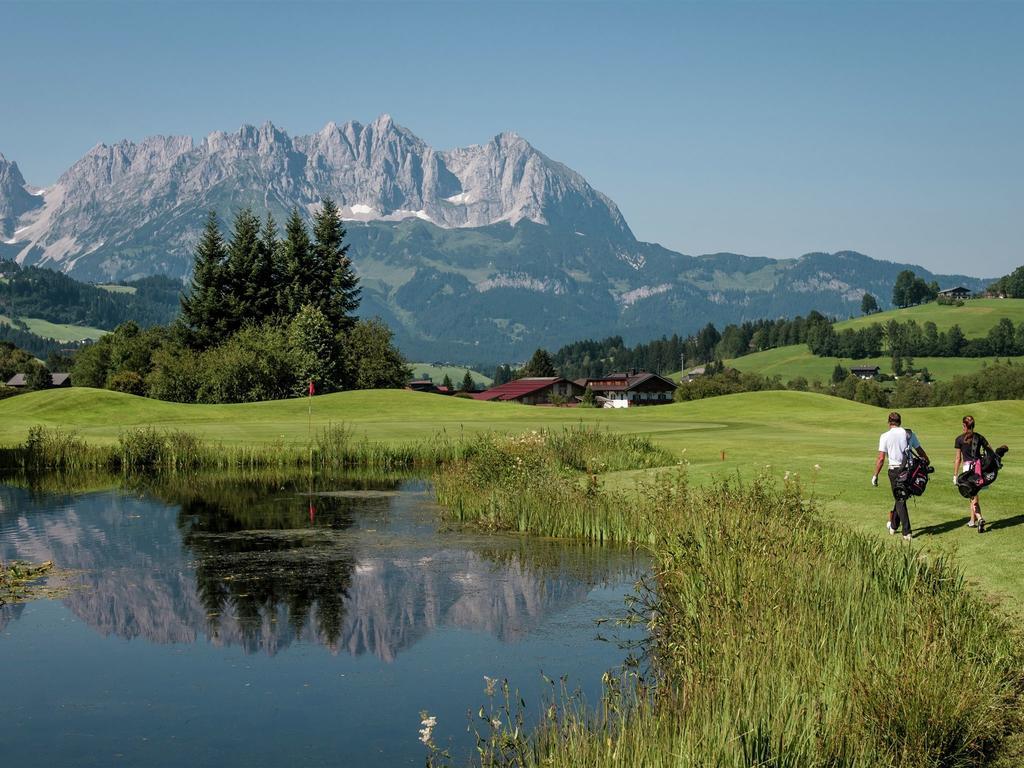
(0, 313), (107, 342)
(836, 297), (1024, 335)
(407, 362), (493, 386)
(724, 344), (1024, 382)
(2, 387), (1022, 606)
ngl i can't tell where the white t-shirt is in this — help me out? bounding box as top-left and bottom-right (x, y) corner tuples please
(878, 426), (921, 469)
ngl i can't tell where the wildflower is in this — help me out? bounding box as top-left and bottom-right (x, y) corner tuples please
(784, 471), (791, 480)
(490, 717), (502, 730)
(484, 675), (497, 696)
(418, 714), (437, 745)
(814, 464), (822, 471)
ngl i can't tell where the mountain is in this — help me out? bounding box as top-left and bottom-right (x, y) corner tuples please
(0, 116), (989, 362)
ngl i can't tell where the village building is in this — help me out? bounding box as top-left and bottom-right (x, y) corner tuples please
(938, 286), (973, 301)
(5, 372), (72, 388)
(680, 366), (707, 383)
(576, 371), (677, 407)
(472, 377), (583, 405)
(850, 365), (880, 380)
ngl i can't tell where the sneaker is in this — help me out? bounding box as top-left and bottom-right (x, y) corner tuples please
(967, 520), (976, 528)
(977, 518), (985, 534)
(886, 521), (896, 535)
(903, 533), (913, 541)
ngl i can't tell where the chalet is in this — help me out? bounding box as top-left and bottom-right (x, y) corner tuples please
(576, 371), (677, 407)
(472, 377), (583, 405)
(938, 286), (973, 301)
(5, 372), (72, 388)
(850, 366), (880, 380)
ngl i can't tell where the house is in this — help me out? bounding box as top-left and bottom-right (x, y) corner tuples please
(472, 377), (584, 405)
(6, 372), (72, 388)
(576, 371), (677, 407)
(938, 286), (973, 301)
(406, 379), (456, 395)
(680, 366), (707, 383)
(850, 366), (880, 380)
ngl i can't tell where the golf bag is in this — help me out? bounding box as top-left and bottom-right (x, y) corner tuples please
(957, 444), (1009, 499)
(894, 446), (934, 500)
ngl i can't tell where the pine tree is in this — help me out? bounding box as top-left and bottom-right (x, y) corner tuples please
(522, 348), (556, 377)
(180, 211), (229, 349)
(223, 208), (263, 333)
(281, 208), (315, 316)
(311, 198), (360, 331)
(441, 373), (453, 389)
(460, 370), (475, 392)
(253, 212), (280, 320)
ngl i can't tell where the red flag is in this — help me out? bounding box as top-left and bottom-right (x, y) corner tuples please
(308, 380), (315, 396)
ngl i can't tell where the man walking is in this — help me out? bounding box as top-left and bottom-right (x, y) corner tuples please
(872, 411), (929, 540)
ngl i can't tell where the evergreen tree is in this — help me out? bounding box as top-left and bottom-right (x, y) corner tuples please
(280, 208), (315, 316)
(522, 348), (556, 377)
(180, 211), (229, 349)
(860, 293), (879, 315)
(253, 212), (281, 320)
(442, 373), (453, 389)
(460, 370), (476, 392)
(223, 208), (263, 333)
(311, 198), (361, 331)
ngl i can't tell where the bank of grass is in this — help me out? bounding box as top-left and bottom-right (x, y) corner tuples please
(0, 313), (107, 342)
(835, 298), (1024, 337)
(435, 429), (675, 541)
(442, 470), (1024, 767)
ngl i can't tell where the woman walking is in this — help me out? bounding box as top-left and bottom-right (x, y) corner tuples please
(954, 415), (989, 533)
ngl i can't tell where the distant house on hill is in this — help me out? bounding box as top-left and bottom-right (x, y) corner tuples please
(406, 379), (455, 395)
(5, 372), (72, 388)
(680, 366), (707, 383)
(938, 286), (973, 301)
(472, 377), (583, 405)
(576, 371), (677, 407)
(850, 366), (880, 380)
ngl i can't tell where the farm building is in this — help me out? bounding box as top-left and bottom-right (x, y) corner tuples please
(938, 286), (973, 300)
(850, 366), (880, 380)
(576, 371), (677, 407)
(472, 377), (583, 405)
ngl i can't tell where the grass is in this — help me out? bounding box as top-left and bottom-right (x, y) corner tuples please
(95, 283), (137, 294)
(722, 344), (1024, 382)
(409, 362), (493, 386)
(509, 477), (1024, 768)
(836, 298), (1024, 336)
(2, 388), (1024, 605)
(0, 313), (108, 342)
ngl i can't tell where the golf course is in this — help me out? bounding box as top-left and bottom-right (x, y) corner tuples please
(3, 386), (1022, 607)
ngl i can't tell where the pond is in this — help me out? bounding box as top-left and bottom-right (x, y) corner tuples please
(0, 475), (646, 767)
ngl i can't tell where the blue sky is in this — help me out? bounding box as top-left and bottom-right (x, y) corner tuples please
(1, 0), (1021, 276)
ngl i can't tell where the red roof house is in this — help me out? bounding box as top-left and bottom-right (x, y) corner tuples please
(472, 377), (583, 405)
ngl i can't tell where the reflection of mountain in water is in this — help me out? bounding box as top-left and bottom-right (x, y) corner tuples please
(0, 480), (641, 660)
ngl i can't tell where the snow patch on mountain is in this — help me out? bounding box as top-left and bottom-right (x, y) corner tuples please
(616, 283), (672, 307)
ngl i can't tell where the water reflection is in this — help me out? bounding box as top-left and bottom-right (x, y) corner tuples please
(0, 477), (643, 661)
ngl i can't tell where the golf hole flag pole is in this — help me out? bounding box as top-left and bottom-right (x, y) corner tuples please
(307, 380), (315, 444)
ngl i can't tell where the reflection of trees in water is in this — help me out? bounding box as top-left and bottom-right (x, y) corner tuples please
(164, 475), (399, 653)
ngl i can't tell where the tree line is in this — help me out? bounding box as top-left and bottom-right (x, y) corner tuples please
(70, 200), (409, 403)
(807, 317), (1024, 361)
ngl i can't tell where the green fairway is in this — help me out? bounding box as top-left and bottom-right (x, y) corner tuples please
(408, 362), (493, 387)
(836, 297), (1024, 335)
(1, 388), (1022, 606)
(723, 344), (1024, 382)
(0, 314), (107, 342)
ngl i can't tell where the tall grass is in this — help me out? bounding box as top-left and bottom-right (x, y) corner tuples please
(434, 427), (678, 542)
(0, 423), (475, 474)
(467, 476), (1024, 767)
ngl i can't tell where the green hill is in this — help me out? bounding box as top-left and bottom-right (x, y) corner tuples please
(0, 313), (107, 343)
(836, 298), (1024, 336)
(725, 345), (1024, 382)
(408, 363), (493, 387)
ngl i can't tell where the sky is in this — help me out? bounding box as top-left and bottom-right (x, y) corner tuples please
(1, 0), (1021, 277)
